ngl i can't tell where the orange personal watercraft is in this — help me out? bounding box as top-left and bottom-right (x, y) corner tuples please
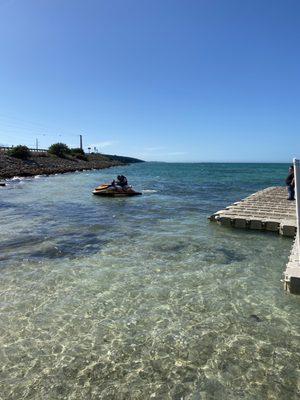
(92, 183), (142, 197)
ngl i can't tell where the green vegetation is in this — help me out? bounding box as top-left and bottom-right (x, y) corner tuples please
(48, 143), (71, 157)
(70, 147), (85, 156)
(8, 145), (31, 159)
(70, 148), (87, 159)
(75, 154), (88, 161)
(70, 147), (87, 160)
(48, 144), (88, 160)
(102, 154), (144, 164)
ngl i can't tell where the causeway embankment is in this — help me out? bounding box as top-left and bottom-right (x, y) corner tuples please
(0, 152), (143, 180)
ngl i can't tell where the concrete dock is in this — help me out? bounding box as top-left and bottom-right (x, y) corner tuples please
(209, 186), (300, 294)
(209, 187), (296, 237)
(284, 235), (300, 294)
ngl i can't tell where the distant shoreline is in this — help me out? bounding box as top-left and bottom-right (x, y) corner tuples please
(0, 152), (144, 180)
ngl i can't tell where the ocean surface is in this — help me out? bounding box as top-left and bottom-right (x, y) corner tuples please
(1, 162), (299, 399)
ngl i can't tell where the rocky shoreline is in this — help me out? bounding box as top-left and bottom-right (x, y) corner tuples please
(0, 152), (143, 180)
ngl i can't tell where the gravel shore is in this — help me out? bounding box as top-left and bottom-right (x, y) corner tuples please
(0, 152), (142, 179)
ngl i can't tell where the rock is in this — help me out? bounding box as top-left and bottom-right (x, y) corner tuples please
(249, 314), (262, 323)
(0, 152), (141, 179)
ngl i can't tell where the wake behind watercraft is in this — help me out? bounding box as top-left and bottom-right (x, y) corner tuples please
(92, 183), (142, 197)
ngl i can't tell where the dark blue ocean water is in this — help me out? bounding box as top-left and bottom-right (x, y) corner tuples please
(1, 163), (299, 399)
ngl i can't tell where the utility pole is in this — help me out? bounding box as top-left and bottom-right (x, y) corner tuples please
(80, 134), (83, 150)
(36, 134), (46, 150)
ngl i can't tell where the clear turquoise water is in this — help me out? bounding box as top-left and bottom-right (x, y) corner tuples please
(1, 163), (300, 399)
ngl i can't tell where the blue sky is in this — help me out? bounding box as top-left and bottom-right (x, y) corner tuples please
(0, 0), (299, 162)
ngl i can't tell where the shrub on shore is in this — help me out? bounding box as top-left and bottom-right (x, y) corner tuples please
(75, 153), (88, 161)
(8, 145), (31, 159)
(70, 148), (87, 161)
(48, 143), (71, 158)
(70, 148), (85, 155)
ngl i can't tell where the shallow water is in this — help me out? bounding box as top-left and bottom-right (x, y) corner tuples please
(1, 163), (300, 399)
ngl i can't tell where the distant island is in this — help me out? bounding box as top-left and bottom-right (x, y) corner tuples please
(0, 145), (144, 180)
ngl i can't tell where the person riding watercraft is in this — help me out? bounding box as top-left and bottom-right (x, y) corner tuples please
(109, 175), (129, 191)
(116, 175), (128, 189)
(93, 176), (141, 196)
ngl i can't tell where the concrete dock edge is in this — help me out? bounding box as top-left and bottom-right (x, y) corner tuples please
(209, 185), (300, 294)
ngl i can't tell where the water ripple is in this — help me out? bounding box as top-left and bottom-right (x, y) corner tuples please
(1, 163), (300, 399)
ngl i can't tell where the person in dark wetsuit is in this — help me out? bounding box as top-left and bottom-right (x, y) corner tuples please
(116, 175), (129, 190)
(286, 165), (295, 200)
